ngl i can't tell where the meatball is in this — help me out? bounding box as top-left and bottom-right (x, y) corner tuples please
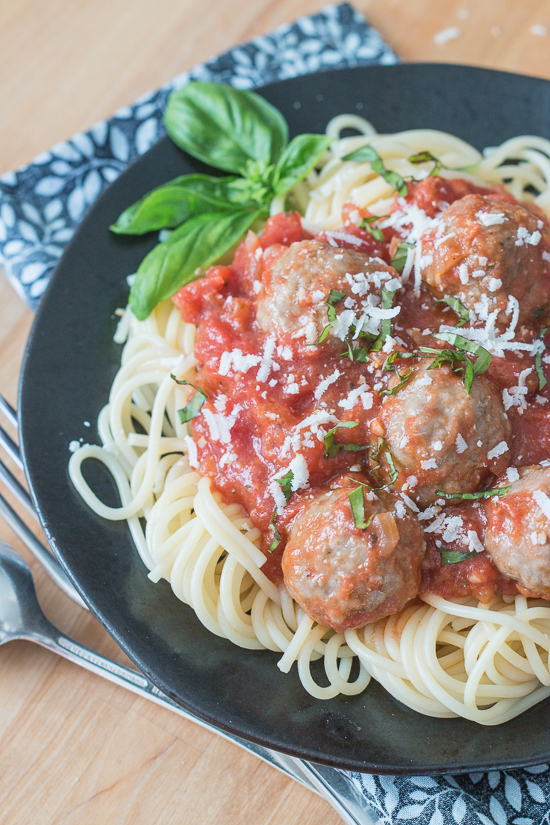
(255, 239), (397, 341)
(485, 465), (550, 597)
(378, 363), (511, 505)
(282, 479), (426, 632)
(420, 194), (550, 327)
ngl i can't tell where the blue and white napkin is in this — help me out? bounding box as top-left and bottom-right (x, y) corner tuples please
(1, 3), (549, 822)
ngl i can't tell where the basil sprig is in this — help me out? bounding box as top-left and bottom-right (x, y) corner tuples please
(276, 469), (294, 504)
(113, 81), (332, 320)
(343, 144), (408, 196)
(391, 241), (414, 273)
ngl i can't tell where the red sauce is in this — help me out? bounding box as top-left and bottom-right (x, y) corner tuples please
(173, 181), (550, 604)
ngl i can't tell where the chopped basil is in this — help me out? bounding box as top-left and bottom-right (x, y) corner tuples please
(276, 469), (294, 504)
(408, 150), (443, 177)
(268, 512), (281, 553)
(171, 375), (208, 423)
(440, 548), (479, 565)
(435, 486), (511, 500)
(391, 241), (415, 273)
(380, 351), (413, 396)
(323, 421), (370, 459)
(342, 145), (408, 196)
(359, 215), (386, 243)
(362, 437), (399, 490)
(327, 289), (346, 322)
(535, 325), (550, 391)
(429, 332), (491, 394)
(435, 296), (470, 328)
(370, 287), (397, 351)
(348, 485), (375, 530)
(314, 289), (346, 344)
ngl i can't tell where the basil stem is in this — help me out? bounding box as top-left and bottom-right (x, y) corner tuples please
(408, 151), (443, 176)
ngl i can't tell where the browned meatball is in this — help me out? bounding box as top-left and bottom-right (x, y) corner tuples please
(420, 194), (550, 327)
(282, 479), (426, 632)
(255, 240), (397, 341)
(485, 465), (550, 597)
(378, 363), (511, 505)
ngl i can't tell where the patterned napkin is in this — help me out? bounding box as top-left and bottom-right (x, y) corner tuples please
(1, 3), (549, 822)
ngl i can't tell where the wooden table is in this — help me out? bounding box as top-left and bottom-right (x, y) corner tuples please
(2, 0), (550, 822)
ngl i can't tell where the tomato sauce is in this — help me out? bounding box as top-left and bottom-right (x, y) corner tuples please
(173, 179), (550, 602)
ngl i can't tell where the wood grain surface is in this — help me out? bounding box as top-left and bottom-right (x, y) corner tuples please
(2, 1), (550, 822)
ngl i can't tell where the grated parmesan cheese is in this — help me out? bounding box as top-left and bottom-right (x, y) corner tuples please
(487, 441), (509, 460)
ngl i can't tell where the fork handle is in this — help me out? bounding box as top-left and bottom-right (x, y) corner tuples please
(27, 621), (320, 795)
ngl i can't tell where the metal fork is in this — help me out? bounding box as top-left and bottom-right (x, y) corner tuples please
(0, 392), (375, 825)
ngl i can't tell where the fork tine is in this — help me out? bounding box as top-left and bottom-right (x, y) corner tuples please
(0, 394), (18, 430)
(0, 489), (88, 609)
(0, 423), (23, 471)
(0, 457), (39, 521)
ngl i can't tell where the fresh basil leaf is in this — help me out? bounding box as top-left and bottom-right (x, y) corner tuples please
(129, 210), (260, 320)
(435, 296), (470, 328)
(324, 421), (370, 459)
(343, 145), (408, 196)
(408, 150), (443, 176)
(435, 486), (511, 500)
(276, 470), (294, 504)
(535, 326), (550, 390)
(348, 486), (376, 530)
(110, 174), (250, 235)
(268, 512), (281, 553)
(391, 241), (414, 273)
(440, 548), (479, 565)
(273, 133), (332, 196)
(164, 82), (288, 175)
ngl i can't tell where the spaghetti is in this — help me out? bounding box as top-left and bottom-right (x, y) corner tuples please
(69, 117), (550, 723)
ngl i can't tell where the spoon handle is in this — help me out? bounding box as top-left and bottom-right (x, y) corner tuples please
(28, 622), (319, 795)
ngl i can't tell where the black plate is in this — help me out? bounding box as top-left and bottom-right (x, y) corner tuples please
(19, 64), (550, 774)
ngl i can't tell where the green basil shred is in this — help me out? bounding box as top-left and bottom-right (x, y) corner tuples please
(171, 375), (208, 423)
(435, 296), (470, 328)
(440, 548), (479, 565)
(323, 421), (370, 459)
(435, 486), (511, 500)
(342, 145), (408, 196)
(348, 485), (376, 530)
